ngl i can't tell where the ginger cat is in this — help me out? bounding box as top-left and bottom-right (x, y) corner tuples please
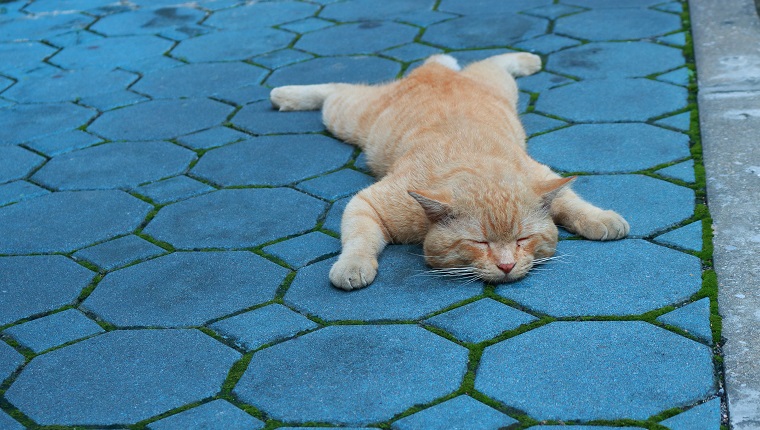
(271, 53), (629, 290)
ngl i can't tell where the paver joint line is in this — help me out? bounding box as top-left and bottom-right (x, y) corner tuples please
(0, 0), (725, 428)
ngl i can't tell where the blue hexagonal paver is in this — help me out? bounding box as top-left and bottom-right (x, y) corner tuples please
(25, 129), (103, 157)
(476, 321), (715, 421)
(655, 221), (703, 252)
(143, 189), (326, 249)
(49, 35), (174, 70)
(497, 240), (701, 317)
(0, 146), (45, 184)
(530, 427), (645, 430)
(423, 14), (547, 49)
(0, 41), (57, 76)
(279, 17), (334, 34)
(392, 395), (518, 430)
(297, 168), (375, 200)
(210, 304), (319, 350)
(231, 101), (325, 134)
(0, 255), (93, 326)
(659, 31), (687, 47)
(658, 67), (691, 86)
(266, 57), (402, 87)
(517, 71), (575, 93)
(171, 29), (294, 62)
(536, 79), (687, 122)
(0, 181), (50, 207)
(548, 42), (684, 79)
(0, 190), (152, 254)
(0, 103), (95, 145)
(657, 159), (697, 182)
(89, 99), (234, 141)
(528, 124), (690, 173)
(323, 196), (350, 233)
(554, 9), (681, 41)
(439, 0), (552, 15)
(296, 22), (419, 56)
(253, 48), (315, 69)
(90, 6), (207, 39)
(3, 309), (104, 353)
(5, 329), (240, 426)
(521, 113), (567, 136)
(285, 246), (484, 321)
(656, 111), (692, 132)
(234, 325), (468, 424)
(80, 90), (150, 112)
(514, 34), (580, 54)
(192, 135), (352, 187)
(84, 252), (288, 327)
(563, 0), (666, 8)
(0, 341), (24, 382)
(134, 175), (215, 205)
(147, 400), (264, 430)
(570, 174), (694, 237)
(204, 1), (319, 29)
(73, 235), (166, 270)
(661, 397), (721, 430)
(32, 141), (197, 190)
(132, 62), (268, 99)
(424, 299), (537, 343)
(383, 43), (443, 62)
(2, 69), (137, 103)
(321, 0), (436, 22)
(263, 232), (341, 268)
(657, 298), (713, 344)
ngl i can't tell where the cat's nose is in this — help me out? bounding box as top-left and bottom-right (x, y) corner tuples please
(497, 262), (515, 274)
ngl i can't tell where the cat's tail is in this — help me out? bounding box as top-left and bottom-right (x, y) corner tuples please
(270, 84), (347, 111)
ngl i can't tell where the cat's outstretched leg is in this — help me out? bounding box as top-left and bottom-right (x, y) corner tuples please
(550, 187), (630, 241)
(462, 52), (541, 108)
(330, 188), (391, 290)
(270, 83), (350, 111)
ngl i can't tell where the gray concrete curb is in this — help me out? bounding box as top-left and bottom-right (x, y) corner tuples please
(690, 0), (760, 428)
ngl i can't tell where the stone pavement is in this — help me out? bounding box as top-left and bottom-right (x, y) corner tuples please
(0, 0), (722, 429)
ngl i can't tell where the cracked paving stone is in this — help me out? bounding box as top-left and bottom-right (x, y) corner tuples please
(497, 240), (702, 317)
(88, 99), (234, 141)
(423, 14), (548, 49)
(0, 255), (94, 326)
(143, 188), (326, 249)
(657, 298), (713, 344)
(476, 321), (715, 421)
(147, 400), (264, 430)
(0, 190), (152, 254)
(285, 245), (484, 321)
(3, 309), (104, 354)
(5, 329), (240, 426)
(132, 62), (268, 99)
(0, 146), (46, 184)
(0, 103), (95, 145)
(84, 252), (288, 327)
(296, 22), (419, 56)
(192, 135), (352, 187)
(73, 235), (166, 271)
(210, 304), (319, 351)
(535, 78), (687, 122)
(391, 395), (518, 430)
(528, 123), (690, 173)
(234, 325), (468, 425)
(171, 28), (294, 62)
(32, 141), (197, 190)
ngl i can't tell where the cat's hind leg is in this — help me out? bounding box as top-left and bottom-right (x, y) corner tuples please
(461, 53), (541, 108)
(270, 83), (350, 111)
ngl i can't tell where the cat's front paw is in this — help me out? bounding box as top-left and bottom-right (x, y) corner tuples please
(571, 209), (630, 241)
(329, 256), (378, 290)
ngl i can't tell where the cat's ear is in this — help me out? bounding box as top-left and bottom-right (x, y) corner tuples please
(408, 190), (452, 222)
(534, 176), (575, 208)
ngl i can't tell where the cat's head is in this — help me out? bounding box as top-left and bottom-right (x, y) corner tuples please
(409, 176), (572, 283)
